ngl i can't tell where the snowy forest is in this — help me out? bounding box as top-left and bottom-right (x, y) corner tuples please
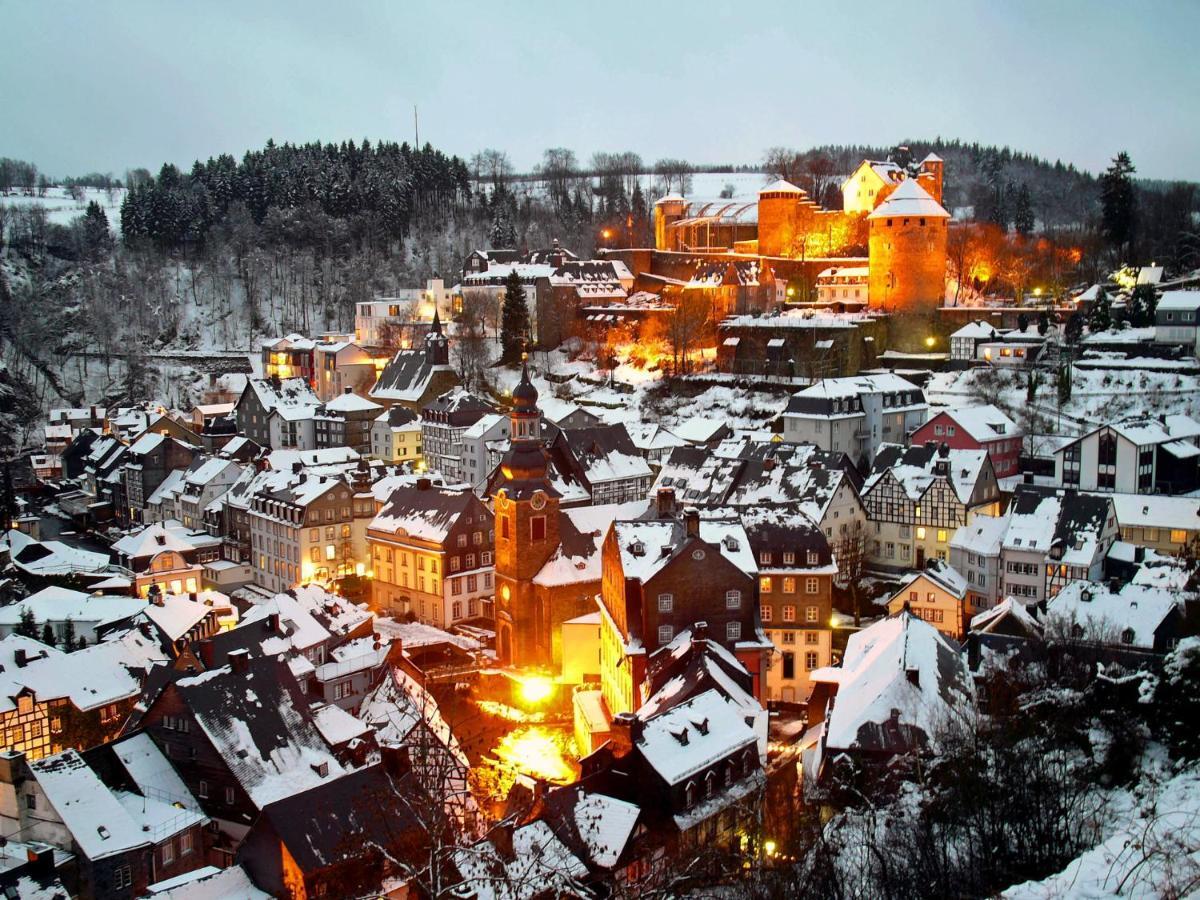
(0, 136), (1198, 447)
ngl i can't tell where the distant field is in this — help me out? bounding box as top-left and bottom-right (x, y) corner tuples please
(1, 186), (125, 229)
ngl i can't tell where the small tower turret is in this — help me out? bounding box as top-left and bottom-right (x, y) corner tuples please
(424, 307), (449, 367)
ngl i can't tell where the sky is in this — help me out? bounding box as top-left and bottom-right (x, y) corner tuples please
(3, 0), (1199, 182)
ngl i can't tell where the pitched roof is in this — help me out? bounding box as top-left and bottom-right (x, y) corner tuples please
(171, 656), (345, 807)
(1046, 580), (1178, 648)
(370, 484), (485, 544)
(812, 612), (973, 754)
(867, 177), (949, 220)
(635, 688), (757, 785)
(864, 442), (991, 506)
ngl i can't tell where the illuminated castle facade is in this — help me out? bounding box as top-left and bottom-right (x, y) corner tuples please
(653, 153), (949, 313)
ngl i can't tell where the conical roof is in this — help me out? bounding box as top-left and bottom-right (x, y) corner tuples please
(759, 179), (805, 195)
(867, 178), (949, 220)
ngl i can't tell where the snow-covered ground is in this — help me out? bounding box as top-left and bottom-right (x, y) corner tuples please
(1, 186), (125, 229)
(1005, 758), (1200, 898)
(925, 366), (1200, 434)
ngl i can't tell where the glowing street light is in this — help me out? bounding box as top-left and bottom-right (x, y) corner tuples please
(924, 336), (937, 348)
(517, 675), (554, 706)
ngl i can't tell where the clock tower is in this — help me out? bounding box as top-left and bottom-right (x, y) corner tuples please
(492, 358), (560, 668)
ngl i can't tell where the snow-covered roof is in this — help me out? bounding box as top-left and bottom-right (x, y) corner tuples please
(867, 177), (949, 220)
(112, 521), (202, 559)
(936, 404), (1019, 442)
(1046, 580), (1177, 649)
(759, 178), (804, 194)
(897, 560), (967, 600)
(950, 513), (1009, 555)
(532, 500), (651, 588)
(612, 516), (755, 584)
(863, 443), (991, 507)
(145, 865), (270, 898)
(1106, 492), (1200, 531)
(813, 612), (973, 754)
(568, 792), (640, 869)
(453, 820), (587, 900)
(313, 703), (372, 746)
(322, 390), (383, 414)
(670, 417), (728, 444)
(4, 530), (112, 576)
(636, 688), (757, 787)
(0, 587), (144, 630)
(141, 595), (216, 642)
(369, 483), (482, 544)
(172, 657), (346, 807)
(1156, 291), (1200, 312)
(790, 372), (922, 402)
(1004, 486), (1115, 566)
(970, 597), (1042, 635)
(950, 320), (1005, 340)
(29, 751), (177, 860)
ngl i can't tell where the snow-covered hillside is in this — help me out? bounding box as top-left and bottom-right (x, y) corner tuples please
(1, 186), (125, 229)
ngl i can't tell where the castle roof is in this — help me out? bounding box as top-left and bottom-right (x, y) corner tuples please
(759, 179), (804, 195)
(867, 178), (949, 220)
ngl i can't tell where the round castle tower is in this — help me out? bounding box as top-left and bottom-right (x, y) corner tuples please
(867, 178), (950, 312)
(756, 179), (807, 258)
(653, 194), (687, 251)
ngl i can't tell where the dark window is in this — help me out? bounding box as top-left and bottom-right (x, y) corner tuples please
(782, 652), (795, 680)
(530, 516), (546, 542)
(500, 516), (510, 540)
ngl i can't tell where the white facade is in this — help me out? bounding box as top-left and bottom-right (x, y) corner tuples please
(355, 279), (459, 346)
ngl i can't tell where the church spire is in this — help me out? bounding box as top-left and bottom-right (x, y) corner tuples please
(510, 353), (540, 442)
(424, 305), (448, 366)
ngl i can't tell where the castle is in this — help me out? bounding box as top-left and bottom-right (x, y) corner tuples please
(651, 152), (949, 313)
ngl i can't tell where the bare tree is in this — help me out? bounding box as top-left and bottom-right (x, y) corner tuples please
(453, 292), (491, 391)
(834, 519), (870, 626)
(653, 159), (693, 195)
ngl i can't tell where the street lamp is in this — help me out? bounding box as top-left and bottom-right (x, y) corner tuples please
(924, 336), (937, 349)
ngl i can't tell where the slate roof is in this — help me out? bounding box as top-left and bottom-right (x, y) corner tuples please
(370, 483), (487, 544)
(1005, 485), (1115, 565)
(249, 763), (423, 874)
(171, 656), (345, 807)
(864, 442), (992, 506)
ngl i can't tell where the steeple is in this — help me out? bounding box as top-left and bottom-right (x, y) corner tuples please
(424, 306), (449, 366)
(510, 354), (540, 442)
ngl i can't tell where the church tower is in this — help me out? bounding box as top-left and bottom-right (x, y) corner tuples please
(424, 307), (449, 367)
(492, 358), (560, 668)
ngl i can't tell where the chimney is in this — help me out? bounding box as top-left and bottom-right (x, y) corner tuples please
(611, 711), (644, 750)
(13, 649), (26, 668)
(1023, 472), (1034, 484)
(228, 648), (250, 674)
(381, 744), (411, 778)
(905, 667), (920, 687)
(491, 821), (515, 859)
(416, 477), (431, 491)
(292, 461), (303, 474)
(343, 387), (353, 395)
(24, 843), (54, 876)
(151, 593), (165, 607)
(692, 620), (709, 642)
(683, 506), (700, 537)
(656, 487), (675, 518)
(266, 612), (281, 633)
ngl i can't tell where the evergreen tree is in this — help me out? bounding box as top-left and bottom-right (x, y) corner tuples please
(62, 618), (77, 652)
(16, 608), (37, 639)
(1018, 312), (1029, 333)
(1127, 284), (1158, 327)
(1057, 364), (1072, 405)
(1064, 312), (1084, 346)
(40, 622), (56, 647)
(1037, 311), (1050, 336)
(81, 201), (113, 260)
(1088, 285), (1112, 333)
(1100, 151), (1137, 256)
(1013, 184), (1035, 236)
(500, 270), (530, 363)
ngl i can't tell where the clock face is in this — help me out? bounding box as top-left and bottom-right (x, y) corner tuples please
(531, 492), (547, 510)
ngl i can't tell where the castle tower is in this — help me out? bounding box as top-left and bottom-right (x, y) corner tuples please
(867, 178), (950, 313)
(424, 307), (449, 367)
(756, 179), (806, 258)
(492, 358), (560, 668)
(918, 153), (945, 206)
(653, 194), (687, 251)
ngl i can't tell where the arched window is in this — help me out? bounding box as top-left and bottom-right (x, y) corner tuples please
(685, 781), (697, 809)
(704, 770), (717, 799)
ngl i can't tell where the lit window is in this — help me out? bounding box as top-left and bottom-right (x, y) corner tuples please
(760, 577), (772, 594)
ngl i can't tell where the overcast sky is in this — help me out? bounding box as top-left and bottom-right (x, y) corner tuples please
(4, 0), (1199, 181)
